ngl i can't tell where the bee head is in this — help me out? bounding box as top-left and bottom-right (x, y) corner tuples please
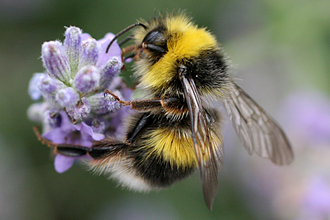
(107, 14), (228, 97)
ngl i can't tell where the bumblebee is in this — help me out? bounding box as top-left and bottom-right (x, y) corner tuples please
(36, 13), (293, 210)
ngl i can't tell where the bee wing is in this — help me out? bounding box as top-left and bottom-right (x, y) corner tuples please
(223, 82), (293, 165)
(180, 73), (223, 210)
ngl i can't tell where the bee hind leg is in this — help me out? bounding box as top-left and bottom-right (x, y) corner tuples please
(33, 127), (127, 160)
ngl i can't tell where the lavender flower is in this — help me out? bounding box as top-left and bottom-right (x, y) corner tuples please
(29, 26), (124, 119)
(27, 26), (132, 173)
(38, 74), (65, 95)
(282, 91), (330, 143)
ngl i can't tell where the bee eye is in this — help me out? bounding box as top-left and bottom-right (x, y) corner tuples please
(140, 27), (168, 64)
(142, 27), (167, 53)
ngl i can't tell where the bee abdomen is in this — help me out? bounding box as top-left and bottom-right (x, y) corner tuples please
(130, 147), (196, 187)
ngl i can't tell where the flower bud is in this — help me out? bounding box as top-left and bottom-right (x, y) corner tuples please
(55, 87), (79, 108)
(66, 97), (91, 122)
(27, 102), (49, 123)
(44, 110), (62, 128)
(38, 74), (65, 95)
(64, 26), (82, 75)
(87, 92), (121, 114)
(42, 41), (71, 83)
(73, 66), (100, 94)
(28, 73), (44, 100)
(79, 39), (100, 68)
(99, 57), (123, 90)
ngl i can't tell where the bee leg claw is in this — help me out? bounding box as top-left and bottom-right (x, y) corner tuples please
(104, 89), (130, 106)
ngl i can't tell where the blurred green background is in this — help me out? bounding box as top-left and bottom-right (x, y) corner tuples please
(1, 0), (330, 219)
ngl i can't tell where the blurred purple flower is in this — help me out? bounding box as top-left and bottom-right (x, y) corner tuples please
(301, 176), (330, 219)
(238, 90), (330, 220)
(28, 73), (43, 100)
(282, 90), (330, 144)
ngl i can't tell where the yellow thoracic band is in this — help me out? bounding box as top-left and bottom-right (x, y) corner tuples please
(139, 15), (218, 91)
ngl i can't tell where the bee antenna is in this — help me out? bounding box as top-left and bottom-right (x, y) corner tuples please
(106, 22), (147, 53)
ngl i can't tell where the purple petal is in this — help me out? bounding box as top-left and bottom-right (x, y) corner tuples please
(69, 122), (93, 147)
(54, 155), (75, 173)
(111, 106), (132, 138)
(80, 122), (105, 141)
(96, 33), (121, 69)
(91, 132), (105, 141)
(81, 33), (92, 42)
(59, 111), (77, 133)
(43, 110), (62, 128)
(43, 127), (66, 143)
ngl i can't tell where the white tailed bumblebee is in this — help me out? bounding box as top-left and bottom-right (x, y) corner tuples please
(35, 13), (293, 210)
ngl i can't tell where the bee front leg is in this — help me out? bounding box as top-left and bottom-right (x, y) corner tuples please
(105, 89), (187, 112)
